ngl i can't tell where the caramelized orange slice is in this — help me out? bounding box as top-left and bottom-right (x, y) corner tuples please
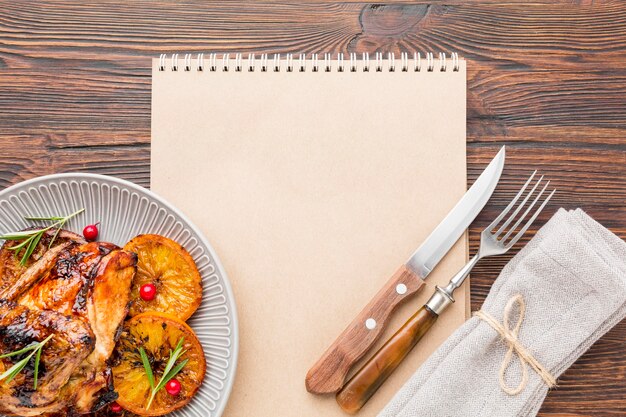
(123, 235), (202, 321)
(111, 313), (206, 416)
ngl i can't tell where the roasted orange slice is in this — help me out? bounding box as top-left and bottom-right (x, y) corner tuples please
(123, 234), (202, 321)
(111, 313), (206, 416)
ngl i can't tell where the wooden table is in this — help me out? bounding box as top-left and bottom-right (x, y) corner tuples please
(1, 1), (625, 415)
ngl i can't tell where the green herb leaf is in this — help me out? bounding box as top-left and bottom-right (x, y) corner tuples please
(0, 334), (53, 389)
(159, 339), (185, 384)
(0, 230), (43, 240)
(8, 238), (34, 252)
(139, 347), (155, 390)
(0, 342), (38, 359)
(0, 208), (85, 266)
(24, 208), (84, 223)
(48, 227), (62, 250)
(158, 358), (188, 390)
(21, 236), (39, 266)
(33, 345), (42, 390)
(0, 349), (37, 384)
(144, 338), (188, 411)
(0, 357), (31, 384)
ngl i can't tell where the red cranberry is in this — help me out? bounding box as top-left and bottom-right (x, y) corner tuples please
(82, 222), (99, 241)
(139, 283), (157, 301)
(165, 378), (182, 396)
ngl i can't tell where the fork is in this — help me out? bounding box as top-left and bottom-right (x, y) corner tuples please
(336, 171), (556, 414)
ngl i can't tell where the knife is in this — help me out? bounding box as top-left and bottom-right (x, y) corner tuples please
(305, 146), (505, 394)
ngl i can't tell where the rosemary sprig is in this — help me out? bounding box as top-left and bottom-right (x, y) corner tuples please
(0, 208), (85, 266)
(140, 338), (189, 410)
(139, 347), (154, 388)
(0, 334), (54, 390)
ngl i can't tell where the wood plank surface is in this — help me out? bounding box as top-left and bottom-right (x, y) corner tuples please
(0, 1), (625, 415)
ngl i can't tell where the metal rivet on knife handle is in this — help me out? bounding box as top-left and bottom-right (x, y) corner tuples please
(305, 265), (425, 394)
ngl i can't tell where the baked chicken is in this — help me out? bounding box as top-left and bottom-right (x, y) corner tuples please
(0, 229), (137, 416)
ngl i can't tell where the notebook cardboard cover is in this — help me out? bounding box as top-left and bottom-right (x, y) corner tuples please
(151, 58), (467, 416)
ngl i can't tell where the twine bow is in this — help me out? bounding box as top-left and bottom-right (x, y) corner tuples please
(474, 294), (557, 395)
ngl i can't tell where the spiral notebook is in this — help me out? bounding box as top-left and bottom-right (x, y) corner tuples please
(151, 52), (467, 417)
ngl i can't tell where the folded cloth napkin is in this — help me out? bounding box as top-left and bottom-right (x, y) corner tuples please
(379, 208), (626, 417)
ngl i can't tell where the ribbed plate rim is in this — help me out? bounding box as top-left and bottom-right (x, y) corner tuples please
(0, 173), (239, 417)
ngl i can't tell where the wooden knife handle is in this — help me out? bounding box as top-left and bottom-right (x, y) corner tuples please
(305, 265), (425, 394)
(336, 305), (438, 414)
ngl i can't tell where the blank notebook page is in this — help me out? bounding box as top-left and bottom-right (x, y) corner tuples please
(151, 55), (467, 417)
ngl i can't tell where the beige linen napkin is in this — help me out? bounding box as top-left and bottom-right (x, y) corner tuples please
(379, 208), (626, 417)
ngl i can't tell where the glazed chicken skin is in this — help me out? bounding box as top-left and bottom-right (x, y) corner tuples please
(18, 241), (120, 317)
(0, 229), (86, 302)
(0, 229), (137, 416)
(0, 301), (95, 416)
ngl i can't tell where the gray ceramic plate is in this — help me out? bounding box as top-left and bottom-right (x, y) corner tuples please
(0, 173), (238, 417)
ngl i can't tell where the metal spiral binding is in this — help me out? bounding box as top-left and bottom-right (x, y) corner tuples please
(273, 54), (280, 72)
(158, 52), (460, 72)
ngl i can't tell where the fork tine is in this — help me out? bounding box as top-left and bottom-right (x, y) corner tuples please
(501, 180), (550, 242)
(506, 188), (556, 248)
(486, 170), (537, 232)
(494, 174), (544, 237)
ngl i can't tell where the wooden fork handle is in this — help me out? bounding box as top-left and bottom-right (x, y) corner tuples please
(335, 305), (439, 414)
(305, 265), (425, 394)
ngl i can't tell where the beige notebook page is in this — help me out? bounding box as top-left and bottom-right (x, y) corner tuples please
(151, 58), (467, 417)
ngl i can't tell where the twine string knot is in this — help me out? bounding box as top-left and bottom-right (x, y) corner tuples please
(474, 294), (557, 395)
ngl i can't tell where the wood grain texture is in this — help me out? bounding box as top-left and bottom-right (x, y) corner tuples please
(306, 265), (425, 394)
(0, 1), (625, 415)
(336, 305), (439, 414)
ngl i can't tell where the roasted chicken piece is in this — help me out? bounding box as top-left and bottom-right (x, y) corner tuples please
(0, 229), (85, 301)
(0, 229), (137, 416)
(0, 301), (95, 416)
(57, 246), (137, 415)
(85, 247), (137, 364)
(18, 242), (118, 316)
